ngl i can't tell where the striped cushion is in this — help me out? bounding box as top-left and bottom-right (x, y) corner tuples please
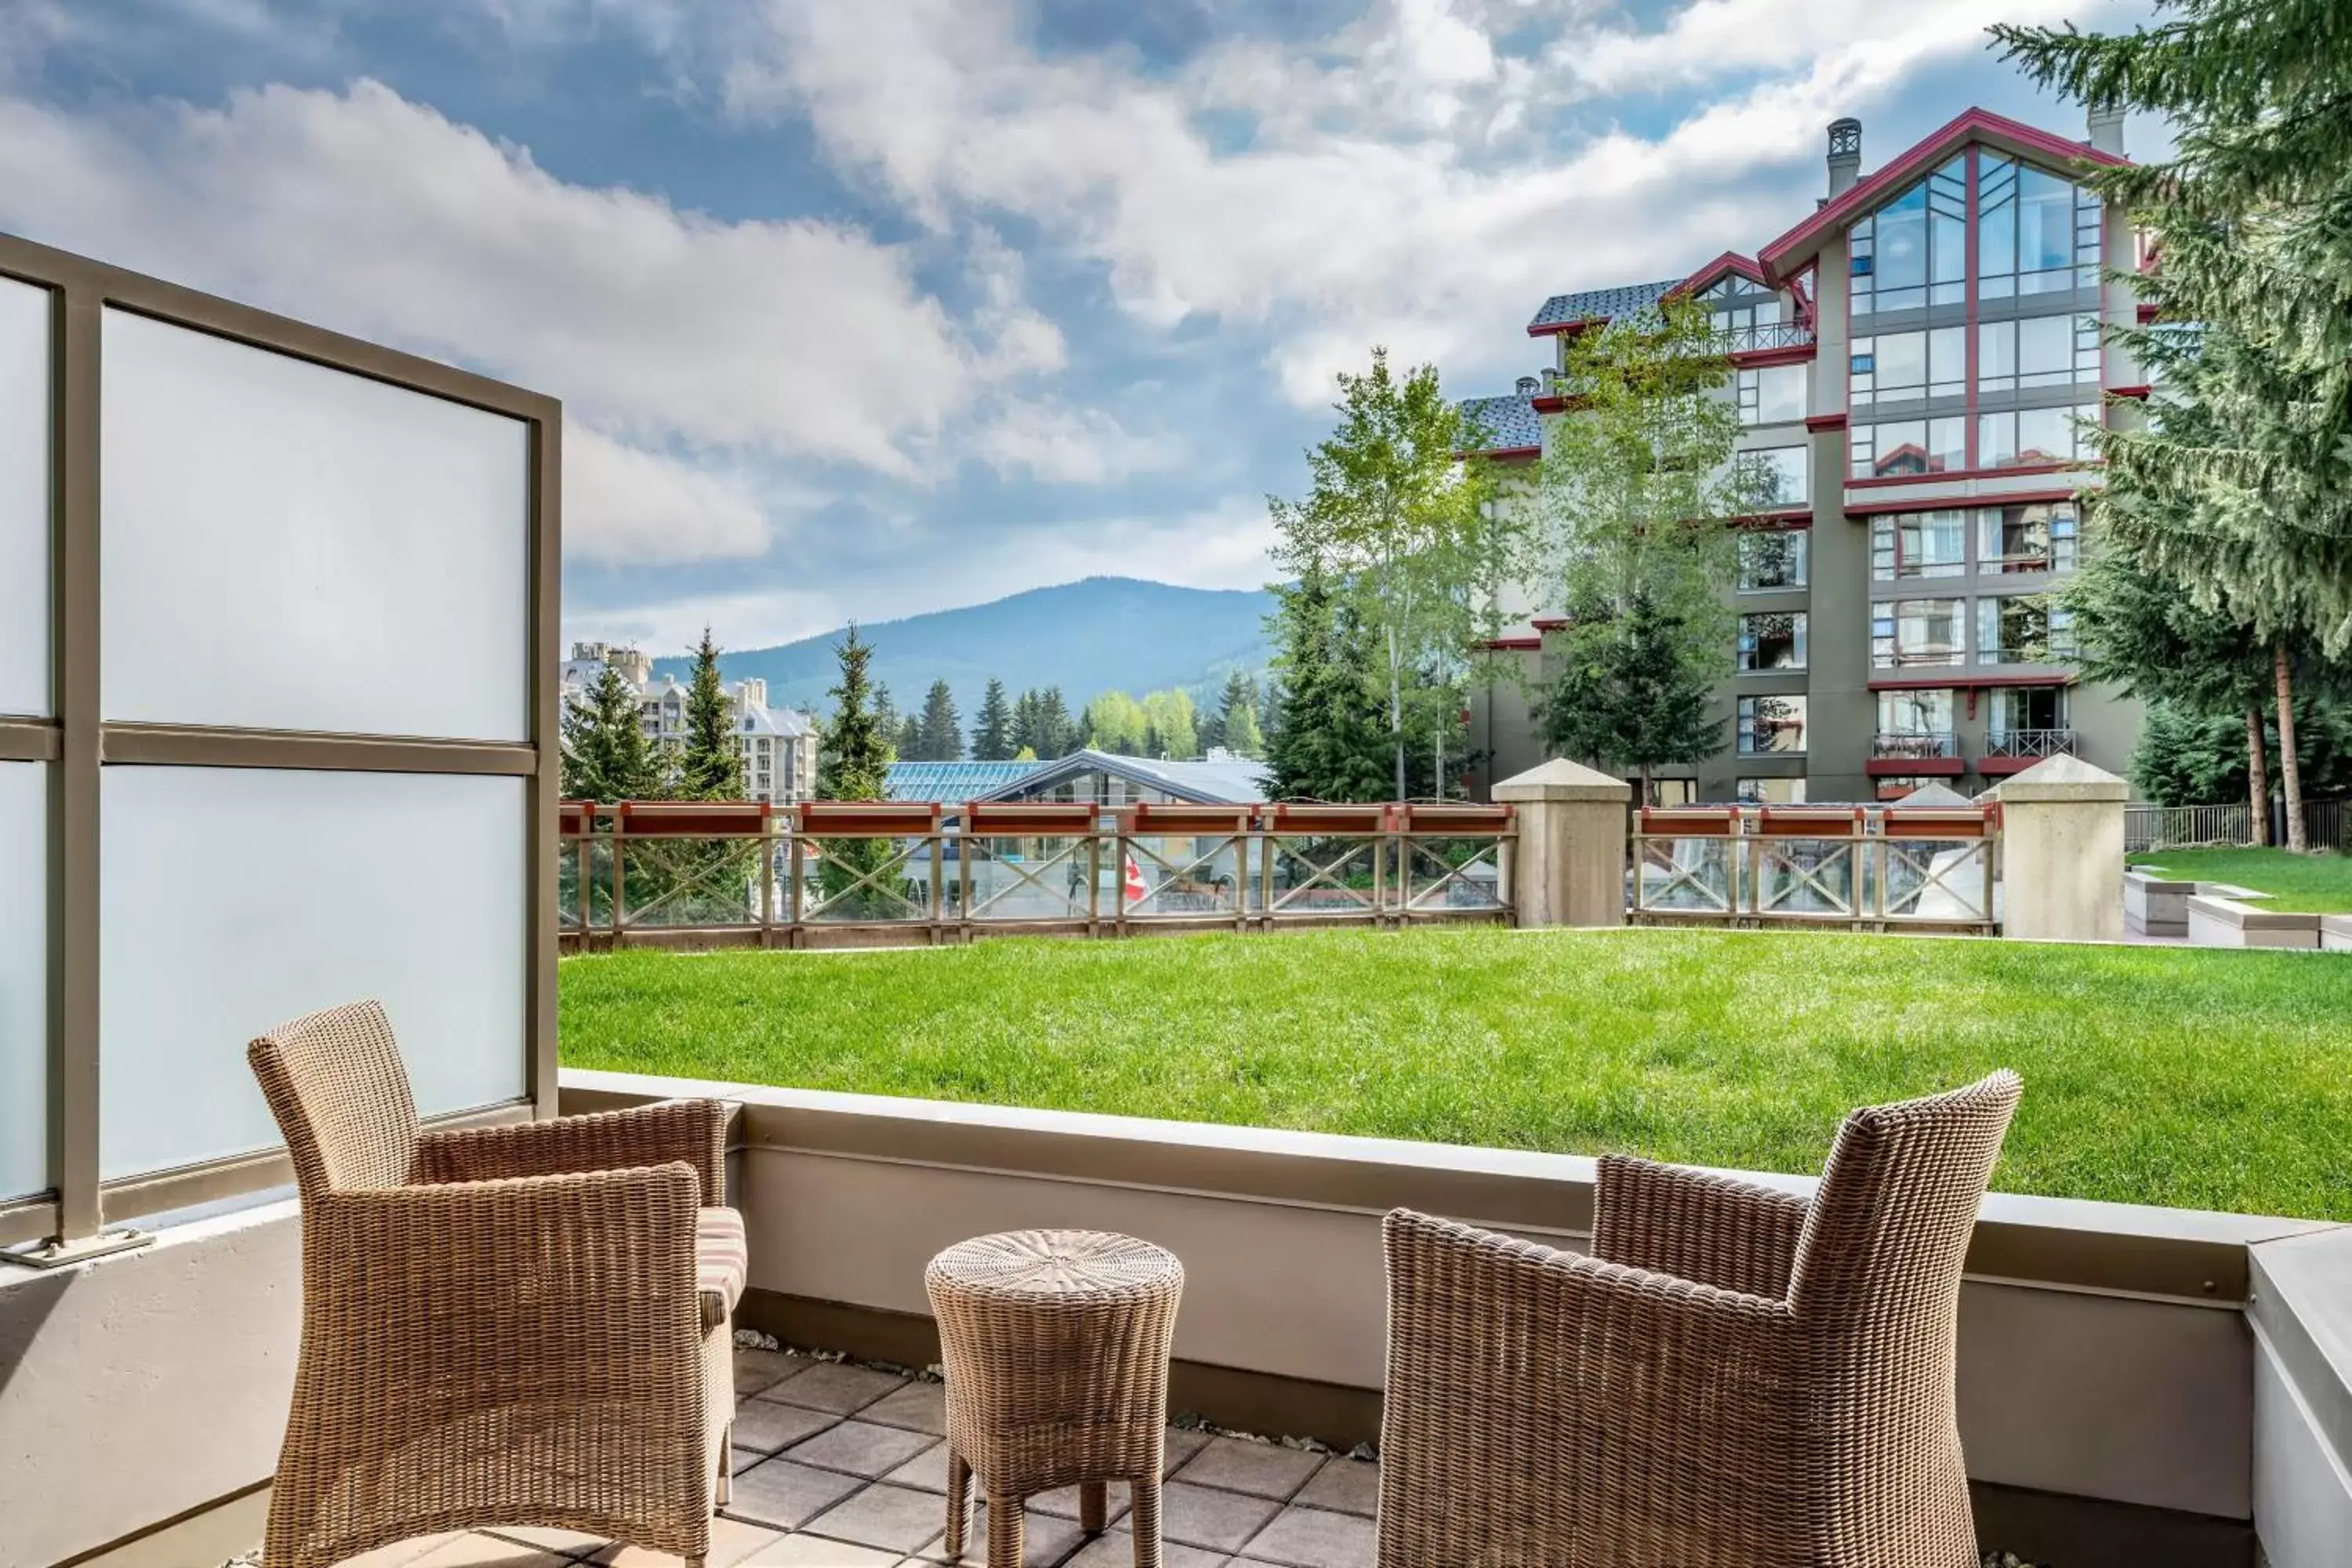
(697, 1206), (746, 1330)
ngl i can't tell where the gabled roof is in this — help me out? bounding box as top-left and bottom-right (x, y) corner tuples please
(885, 759), (1046, 801)
(991, 749), (1270, 806)
(1759, 107), (2127, 282)
(1457, 392), (1543, 456)
(1676, 252), (1769, 295)
(1526, 278), (1679, 336)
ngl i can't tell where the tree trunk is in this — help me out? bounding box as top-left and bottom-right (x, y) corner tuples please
(1638, 761), (1653, 808)
(2274, 641), (2307, 852)
(2245, 706), (2273, 847)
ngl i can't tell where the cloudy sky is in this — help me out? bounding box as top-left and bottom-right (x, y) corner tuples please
(0, 0), (2156, 655)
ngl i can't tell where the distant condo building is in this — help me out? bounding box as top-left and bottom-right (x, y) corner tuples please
(561, 641), (818, 804)
(1461, 104), (2147, 804)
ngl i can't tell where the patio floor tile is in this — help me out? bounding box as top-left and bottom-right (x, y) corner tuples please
(735, 1534), (913, 1566)
(1062, 1529), (1225, 1568)
(917, 1504), (1084, 1567)
(1160, 1428), (1212, 1478)
(859, 1381), (949, 1435)
(735, 1399), (842, 1456)
(765, 1363), (910, 1417)
(1236, 1506), (1374, 1568)
(1169, 1438), (1323, 1501)
(878, 1444), (951, 1494)
(1290, 1459), (1377, 1518)
(728, 1458), (867, 1532)
(481, 1525), (610, 1555)
(737, 1350), (807, 1399)
(405, 1537), (573, 1567)
(804, 1484), (948, 1555)
(789, 1421), (941, 1479)
(326, 1533), (466, 1566)
(1154, 1483), (1281, 1553)
(586, 1515), (786, 1566)
(1029, 1483), (1131, 1526)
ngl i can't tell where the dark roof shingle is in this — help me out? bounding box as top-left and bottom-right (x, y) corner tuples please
(1457, 393), (1542, 454)
(1527, 278), (1680, 332)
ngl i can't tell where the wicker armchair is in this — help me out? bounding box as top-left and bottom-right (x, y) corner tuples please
(249, 1000), (742, 1568)
(1379, 1070), (2022, 1568)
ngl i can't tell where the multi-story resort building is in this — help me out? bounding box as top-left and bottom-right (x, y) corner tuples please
(1464, 106), (2147, 804)
(561, 641), (818, 804)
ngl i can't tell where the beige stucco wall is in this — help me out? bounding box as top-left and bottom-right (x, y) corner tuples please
(1994, 756), (2129, 941)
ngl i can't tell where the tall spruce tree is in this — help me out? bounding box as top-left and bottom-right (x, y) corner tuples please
(1210, 670), (1265, 758)
(1011, 689), (1041, 757)
(561, 662), (665, 803)
(1265, 571), (1388, 801)
(815, 626), (898, 916)
(674, 628), (745, 800)
(1034, 688), (1076, 758)
(972, 679), (1014, 760)
(1996, 2), (2352, 848)
(916, 679), (963, 761)
(1541, 591), (1722, 804)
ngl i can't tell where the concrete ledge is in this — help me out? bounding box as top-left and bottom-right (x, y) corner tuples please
(2187, 895), (2321, 949)
(2321, 914), (2352, 952)
(2248, 1227), (2352, 1568)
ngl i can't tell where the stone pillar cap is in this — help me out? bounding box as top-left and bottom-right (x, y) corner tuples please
(1492, 757), (1632, 803)
(1989, 754), (2131, 803)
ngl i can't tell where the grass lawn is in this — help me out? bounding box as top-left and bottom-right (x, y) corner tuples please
(2127, 845), (2352, 913)
(560, 927), (2352, 1221)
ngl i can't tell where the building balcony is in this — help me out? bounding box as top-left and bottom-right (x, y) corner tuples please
(1867, 731), (1964, 775)
(1713, 318), (1817, 355)
(1979, 728), (2080, 775)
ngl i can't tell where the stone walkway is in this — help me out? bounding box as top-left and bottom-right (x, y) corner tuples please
(325, 1348), (1377, 1568)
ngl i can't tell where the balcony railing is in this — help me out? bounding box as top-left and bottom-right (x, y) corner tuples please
(1712, 319), (1817, 354)
(558, 798), (1516, 948)
(1872, 731), (1959, 760)
(1986, 728), (2078, 759)
(1632, 804), (1998, 929)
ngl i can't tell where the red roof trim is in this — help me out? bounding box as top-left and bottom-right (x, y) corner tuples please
(1454, 445), (1541, 463)
(1673, 251), (1768, 297)
(1759, 107), (2129, 282)
(1479, 636), (1543, 652)
(1847, 462), (2084, 491)
(1730, 344), (1816, 369)
(1805, 412), (1848, 434)
(1844, 485), (2083, 517)
(1530, 617), (1570, 631)
(1526, 317), (1601, 339)
(1867, 672), (2075, 691)
(1867, 757), (1965, 777)
(1530, 394), (1571, 413)
(2109, 383), (2152, 401)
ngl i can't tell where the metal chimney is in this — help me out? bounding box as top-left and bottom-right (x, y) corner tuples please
(2087, 100), (2125, 157)
(1515, 376), (1539, 396)
(1827, 118), (1863, 197)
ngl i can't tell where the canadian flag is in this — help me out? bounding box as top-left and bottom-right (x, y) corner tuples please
(1123, 852), (1148, 906)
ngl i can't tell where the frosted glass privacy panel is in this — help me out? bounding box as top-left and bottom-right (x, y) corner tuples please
(100, 309), (530, 740)
(100, 767), (528, 1180)
(0, 764), (48, 1200)
(0, 277), (50, 718)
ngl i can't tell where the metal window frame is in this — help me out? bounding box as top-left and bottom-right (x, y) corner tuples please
(0, 230), (561, 1256)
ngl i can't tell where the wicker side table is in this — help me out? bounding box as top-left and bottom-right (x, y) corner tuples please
(925, 1230), (1185, 1568)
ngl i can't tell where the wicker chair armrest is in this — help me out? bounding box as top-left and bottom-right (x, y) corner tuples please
(1591, 1152), (1809, 1300)
(1380, 1207), (1797, 1566)
(414, 1098), (728, 1205)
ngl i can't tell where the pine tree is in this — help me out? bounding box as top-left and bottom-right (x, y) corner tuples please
(915, 680), (963, 762)
(1035, 688), (1076, 758)
(1011, 689), (1041, 757)
(972, 679), (1014, 760)
(1997, 3), (2352, 848)
(897, 714), (923, 761)
(1541, 592), (1722, 804)
(1265, 572), (1389, 801)
(673, 628), (745, 800)
(815, 626), (897, 916)
(1210, 671), (1265, 758)
(872, 683), (902, 757)
(561, 662), (666, 803)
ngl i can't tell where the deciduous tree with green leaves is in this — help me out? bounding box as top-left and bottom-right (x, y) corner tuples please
(1996, 2), (2352, 848)
(1141, 688), (1199, 759)
(1271, 348), (1517, 800)
(1534, 296), (1771, 789)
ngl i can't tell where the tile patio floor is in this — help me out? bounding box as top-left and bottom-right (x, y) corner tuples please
(325, 1348), (1377, 1568)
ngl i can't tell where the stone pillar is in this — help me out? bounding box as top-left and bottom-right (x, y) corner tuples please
(1493, 758), (1632, 927)
(1991, 755), (2129, 942)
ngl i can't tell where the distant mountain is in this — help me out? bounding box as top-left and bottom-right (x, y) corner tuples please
(653, 576), (1278, 720)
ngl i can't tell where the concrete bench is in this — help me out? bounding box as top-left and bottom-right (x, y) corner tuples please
(2185, 895), (2321, 949)
(2321, 915), (2352, 952)
(2125, 872), (2272, 937)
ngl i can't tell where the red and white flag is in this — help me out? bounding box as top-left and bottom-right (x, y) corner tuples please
(1123, 852), (1148, 906)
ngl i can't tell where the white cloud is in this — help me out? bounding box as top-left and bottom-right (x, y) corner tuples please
(566, 583), (848, 659)
(564, 426), (775, 564)
(964, 401), (1185, 485)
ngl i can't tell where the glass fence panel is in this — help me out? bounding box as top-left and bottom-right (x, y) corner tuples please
(958, 834), (1094, 923)
(615, 835), (767, 929)
(1749, 836), (1860, 916)
(1265, 834), (1382, 916)
(1121, 833), (1245, 919)
(99, 767), (528, 1180)
(800, 834), (933, 924)
(558, 837), (614, 931)
(0, 762), (47, 1200)
(1635, 837), (1734, 913)
(1, 277), (50, 720)
(1875, 837), (1994, 923)
(100, 309), (530, 740)
(1401, 835), (1507, 913)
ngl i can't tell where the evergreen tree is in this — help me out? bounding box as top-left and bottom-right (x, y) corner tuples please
(561, 662), (665, 803)
(1011, 689), (1041, 757)
(815, 626), (898, 916)
(897, 713), (922, 760)
(1210, 670), (1265, 758)
(673, 628), (745, 800)
(915, 679), (963, 761)
(872, 683), (902, 756)
(1997, 3), (2352, 848)
(971, 678), (1014, 760)
(1034, 688), (1077, 757)
(1265, 571), (1389, 801)
(1541, 592), (1722, 804)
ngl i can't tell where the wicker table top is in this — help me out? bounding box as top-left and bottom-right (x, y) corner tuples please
(926, 1229), (1182, 1303)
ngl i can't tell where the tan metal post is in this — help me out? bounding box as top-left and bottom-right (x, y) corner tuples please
(1491, 759), (1632, 928)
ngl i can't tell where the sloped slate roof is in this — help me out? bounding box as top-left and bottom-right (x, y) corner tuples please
(1457, 393), (1543, 454)
(1528, 278), (1679, 332)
